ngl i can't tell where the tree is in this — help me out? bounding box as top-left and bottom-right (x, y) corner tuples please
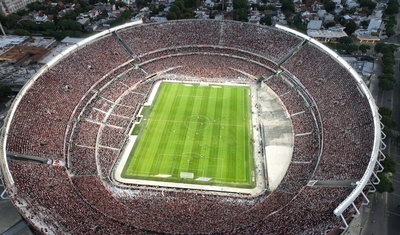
(166, 0), (195, 20)
(0, 85), (12, 101)
(135, 0), (149, 8)
(325, 22), (336, 28)
(345, 44), (358, 54)
(379, 106), (397, 134)
(381, 115), (397, 128)
(376, 173), (395, 193)
(184, 0), (200, 9)
(360, 20), (369, 28)
(14, 29), (31, 36)
(386, 25), (395, 37)
(281, 0), (294, 13)
(378, 77), (395, 91)
(26, 2), (45, 11)
(115, 1), (127, 8)
(383, 65), (394, 75)
(385, 0), (399, 15)
(57, 19), (83, 32)
(344, 21), (357, 35)
(379, 107), (392, 116)
(359, 44), (370, 53)
(382, 125), (393, 137)
(260, 15), (272, 26)
(323, 1), (336, 13)
(338, 36), (353, 45)
(360, 0), (376, 11)
(166, 11), (178, 20)
(383, 55), (395, 66)
(233, 0), (248, 10)
(256, 4), (276, 11)
(234, 8), (248, 22)
(376, 43), (396, 54)
(158, 4), (166, 12)
(4, 14), (21, 29)
(169, 5), (182, 17)
(382, 155), (396, 174)
(18, 20), (37, 31)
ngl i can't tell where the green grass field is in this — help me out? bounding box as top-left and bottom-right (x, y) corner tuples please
(121, 82), (254, 188)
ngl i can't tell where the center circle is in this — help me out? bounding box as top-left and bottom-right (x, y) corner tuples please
(184, 115), (211, 130)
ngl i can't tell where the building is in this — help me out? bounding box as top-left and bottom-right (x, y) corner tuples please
(355, 29), (380, 43)
(367, 19), (382, 32)
(0, 0), (43, 15)
(307, 26), (347, 41)
(307, 20), (322, 30)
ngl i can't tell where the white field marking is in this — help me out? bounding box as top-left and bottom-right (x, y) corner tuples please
(178, 94), (221, 99)
(155, 174), (172, 178)
(130, 85), (250, 183)
(126, 156), (247, 182)
(243, 88), (248, 182)
(143, 153), (223, 177)
(152, 118), (246, 127)
(196, 177), (212, 181)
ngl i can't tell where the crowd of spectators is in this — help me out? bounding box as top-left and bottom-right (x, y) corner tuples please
(264, 74), (320, 168)
(141, 54), (271, 81)
(6, 35), (132, 160)
(7, 157), (359, 235)
(98, 147), (120, 178)
(282, 43), (374, 180)
(72, 120), (100, 147)
(119, 20), (303, 63)
(1, 20), (378, 234)
(292, 134), (319, 163)
(70, 146), (97, 175)
(139, 46), (279, 71)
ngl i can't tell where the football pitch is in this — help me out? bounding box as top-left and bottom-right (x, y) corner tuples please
(121, 82), (255, 188)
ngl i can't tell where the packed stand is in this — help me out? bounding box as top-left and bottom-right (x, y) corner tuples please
(69, 146), (97, 175)
(6, 160), (144, 234)
(239, 187), (353, 234)
(281, 43), (374, 180)
(119, 20), (222, 55)
(98, 147), (120, 178)
(292, 134), (319, 162)
(139, 45), (278, 71)
(119, 20), (303, 63)
(6, 35), (131, 160)
(2, 21), (378, 235)
(221, 21), (303, 62)
(140, 54), (271, 81)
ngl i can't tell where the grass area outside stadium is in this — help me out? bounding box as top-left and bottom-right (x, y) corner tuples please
(121, 82), (255, 189)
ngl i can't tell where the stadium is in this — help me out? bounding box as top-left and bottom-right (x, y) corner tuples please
(0, 20), (384, 234)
